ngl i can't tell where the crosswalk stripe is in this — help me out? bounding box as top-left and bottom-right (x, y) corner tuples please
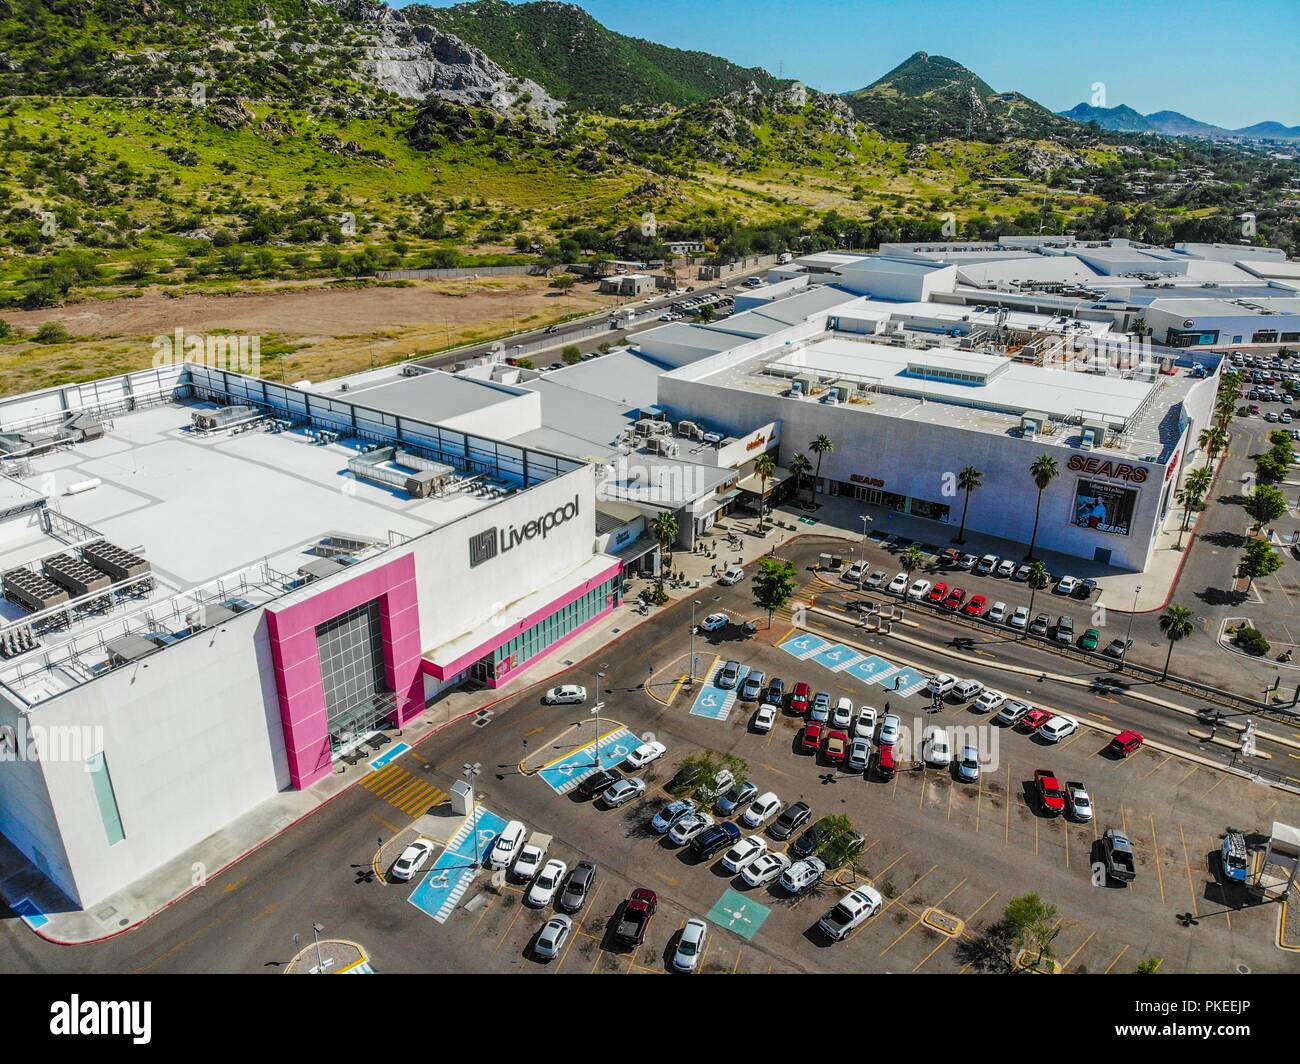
(370, 771), (414, 797)
(387, 779), (425, 805)
(396, 787), (445, 815)
(361, 764), (404, 791)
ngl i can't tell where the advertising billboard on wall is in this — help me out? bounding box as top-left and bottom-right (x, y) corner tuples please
(1072, 478), (1138, 537)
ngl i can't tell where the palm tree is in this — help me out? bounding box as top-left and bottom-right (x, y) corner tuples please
(1174, 486), (1194, 550)
(650, 511), (679, 575)
(1023, 560), (1049, 639)
(1158, 604), (1195, 680)
(753, 452), (775, 532)
(1198, 426), (1225, 469)
(901, 544), (925, 580)
(1026, 455), (1060, 561)
(808, 434), (835, 506)
(788, 452), (812, 507)
(954, 465), (983, 545)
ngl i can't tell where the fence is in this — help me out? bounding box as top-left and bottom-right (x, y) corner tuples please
(375, 264), (541, 281)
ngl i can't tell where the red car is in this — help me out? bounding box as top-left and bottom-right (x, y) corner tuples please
(801, 721), (825, 753)
(1019, 708), (1054, 733)
(823, 730), (850, 764)
(1034, 769), (1066, 814)
(939, 548), (961, 567)
(943, 587), (966, 610)
(962, 594), (988, 618)
(790, 682), (811, 715)
(875, 745), (897, 780)
(927, 582), (949, 603)
(1108, 730), (1144, 757)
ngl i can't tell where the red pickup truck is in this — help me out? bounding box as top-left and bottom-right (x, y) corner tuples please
(613, 888), (658, 947)
(1034, 769), (1066, 815)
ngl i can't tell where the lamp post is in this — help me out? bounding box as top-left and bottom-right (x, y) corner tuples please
(1121, 584), (1142, 671)
(859, 514), (873, 589)
(311, 922), (325, 974)
(592, 665), (608, 766)
(690, 599), (701, 686)
(462, 761), (482, 866)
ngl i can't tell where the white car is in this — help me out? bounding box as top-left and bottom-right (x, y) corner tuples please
(878, 713), (902, 746)
(854, 706), (877, 739)
(952, 679), (984, 701)
(779, 855), (827, 894)
(848, 737), (871, 771)
(741, 850), (792, 887)
(986, 601), (1008, 624)
(526, 859), (568, 907)
(974, 689), (1006, 713)
(927, 673), (956, 697)
(1056, 575), (1080, 596)
(719, 566), (746, 586)
(922, 727), (952, 766)
(390, 839), (435, 882)
(887, 572), (909, 594)
(534, 914), (573, 960)
(543, 684), (586, 705)
(721, 835), (769, 874)
(601, 777), (646, 807)
(906, 579), (932, 601)
(673, 918), (709, 973)
(754, 703), (778, 733)
(958, 553), (978, 570)
(623, 741), (666, 770)
(996, 559), (1017, 578)
(1013, 564), (1032, 582)
(1039, 714), (1079, 743)
(818, 885), (883, 941)
(669, 812), (715, 846)
(864, 569), (888, 589)
(698, 611), (729, 633)
(843, 560), (869, 582)
(977, 554), (999, 575)
(512, 841), (547, 881)
(1008, 605), (1030, 630)
(831, 696), (854, 729)
(741, 791), (782, 828)
(487, 820), (527, 870)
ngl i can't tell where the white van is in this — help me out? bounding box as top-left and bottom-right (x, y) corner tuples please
(487, 820), (527, 870)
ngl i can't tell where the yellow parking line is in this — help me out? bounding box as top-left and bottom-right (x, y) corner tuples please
(1142, 754), (1172, 779)
(1149, 815), (1166, 905)
(1005, 761), (1012, 844)
(1061, 931), (1096, 971)
(1103, 944), (1131, 973)
(535, 724), (629, 772)
(1178, 824), (1200, 918)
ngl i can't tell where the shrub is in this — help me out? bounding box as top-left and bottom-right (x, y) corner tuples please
(1234, 626), (1270, 656)
(33, 321), (70, 344)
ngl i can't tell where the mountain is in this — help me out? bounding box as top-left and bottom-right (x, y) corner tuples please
(1059, 103), (1300, 141)
(843, 51), (1080, 142)
(409, 0), (787, 114)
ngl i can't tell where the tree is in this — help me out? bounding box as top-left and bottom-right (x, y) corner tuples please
(809, 434), (835, 506)
(1198, 426), (1226, 468)
(1239, 538), (1282, 592)
(1003, 893), (1060, 972)
(561, 344), (582, 364)
(1158, 603), (1195, 680)
(954, 465), (983, 545)
(1026, 454), (1060, 560)
(788, 452), (812, 506)
(1255, 451), (1288, 485)
(753, 452), (775, 532)
(650, 511), (679, 571)
(697, 304), (714, 323)
(1244, 484), (1287, 530)
(1023, 560), (1050, 637)
(549, 274), (576, 292)
(751, 556), (798, 628)
(900, 544), (925, 581)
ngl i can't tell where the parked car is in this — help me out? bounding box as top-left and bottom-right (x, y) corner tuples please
(831, 696), (854, 729)
(718, 660), (741, 689)
(742, 791), (782, 828)
(995, 699), (1033, 726)
(1028, 613), (1051, 637)
(651, 799), (696, 834)
(668, 811), (715, 846)
(878, 712), (902, 746)
(754, 703), (778, 733)
(719, 566), (746, 586)
(854, 706), (877, 738)
(1013, 564), (1032, 582)
(887, 572), (910, 594)
(963, 594), (988, 618)
(1100, 828), (1137, 883)
(543, 684), (587, 705)
(790, 681), (812, 714)
(922, 727), (952, 766)
(1020, 708), (1054, 733)
(927, 673), (957, 697)
(598, 776), (645, 808)
(1103, 638), (1133, 660)
(534, 914), (573, 960)
(926, 581), (948, 603)
(848, 737), (872, 771)
(939, 548), (961, 566)
(771, 800), (812, 840)
(977, 554), (999, 575)
(1065, 782), (1092, 822)
(487, 820), (527, 870)
(985, 600), (1008, 624)
(1108, 730), (1144, 757)
(943, 587), (967, 611)
(842, 560), (870, 583)
(1073, 578), (1098, 599)
(1053, 616), (1075, 645)
(996, 559), (1017, 578)
(672, 918), (709, 973)
(1034, 769), (1066, 815)
(721, 835), (769, 874)
(1039, 714), (1079, 742)
(801, 721), (825, 753)
(526, 859), (568, 907)
(779, 856), (827, 894)
(874, 745), (897, 780)
(1079, 627), (1101, 652)
(908, 579), (934, 601)
(623, 741), (666, 770)
(715, 779), (758, 817)
(951, 678), (984, 702)
(691, 821), (741, 860)
(765, 677), (786, 705)
(613, 888), (658, 947)
(1056, 575), (1080, 596)
(698, 611), (729, 633)
(956, 746), (981, 783)
(809, 691), (831, 723)
(974, 689), (1006, 713)
(823, 730), (850, 764)
(817, 886), (883, 941)
(864, 569), (888, 589)
(576, 768), (621, 801)
(390, 839), (435, 882)
(739, 669), (766, 701)
(558, 860), (598, 912)
(740, 850), (792, 888)
(958, 553), (978, 570)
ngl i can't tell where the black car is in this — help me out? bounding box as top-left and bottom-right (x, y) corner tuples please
(1072, 578), (1098, 599)
(791, 815), (834, 859)
(559, 861), (597, 912)
(770, 801), (812, 841)
(765, 677), (786, 705)
(576, 768), (620, 800)
(691, 821), (741, 860)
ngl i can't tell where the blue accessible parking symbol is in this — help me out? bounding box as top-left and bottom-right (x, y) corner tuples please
(537, 727), (635, 794)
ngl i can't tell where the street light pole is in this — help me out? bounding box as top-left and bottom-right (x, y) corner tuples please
(462, 761), (482, 866)
(859, 514), (872, 590)
(592, 665), (608, 766)
(1122, 584), (1142, 671)
(311, 922), (325, 974)
(690, 599), (701, 685)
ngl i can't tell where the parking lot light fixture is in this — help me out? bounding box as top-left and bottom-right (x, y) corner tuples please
(311, 922), (325, 974)
(592, 666), (608, 766)
(859, 515), (872, 589)
(462, 761), (482, 866)
(690, 599), (701, 685)
(1122, 585), (1142, 670)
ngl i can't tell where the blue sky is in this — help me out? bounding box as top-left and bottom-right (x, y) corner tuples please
(407, 0), (1299, 128)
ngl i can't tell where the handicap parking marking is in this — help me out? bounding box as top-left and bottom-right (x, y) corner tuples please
(10, 896), (48, 930)
(812, 643), (864, 672)
(845, 655), (899, 684)
(368, 742), (411, 771)
(779, 633), (829, 660)
(408, 806), (508, 923)
(883, 666), (929, 697)
(706, 888), (771, 942)
(690, 665), (747, 722)
(538, 727), (636, 794)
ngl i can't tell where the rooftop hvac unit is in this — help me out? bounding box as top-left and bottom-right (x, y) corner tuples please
(659, 439), (679, 457)
(1020, 412), (1046, 438)
(82, 540), (151, 583)
(192, 405), (259, 431)
(793, 375), (814, 396)
(677, 420), (702, 440)
(1079, 419), (1108, 450)
(42, 553), (112, 598)
(3, 567), (70, 613)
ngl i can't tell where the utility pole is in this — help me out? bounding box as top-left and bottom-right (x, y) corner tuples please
(462, 761), (482, 866)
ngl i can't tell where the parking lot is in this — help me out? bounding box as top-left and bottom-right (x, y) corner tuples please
(379, 572), (1300, 975)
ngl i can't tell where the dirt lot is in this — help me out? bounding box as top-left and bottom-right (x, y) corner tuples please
(0, 275), (621, 394)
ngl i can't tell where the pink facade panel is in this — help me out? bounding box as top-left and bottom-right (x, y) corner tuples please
(267, 553), (422, 789)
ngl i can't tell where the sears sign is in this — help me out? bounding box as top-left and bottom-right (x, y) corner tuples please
(469, 495), (581, 568)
